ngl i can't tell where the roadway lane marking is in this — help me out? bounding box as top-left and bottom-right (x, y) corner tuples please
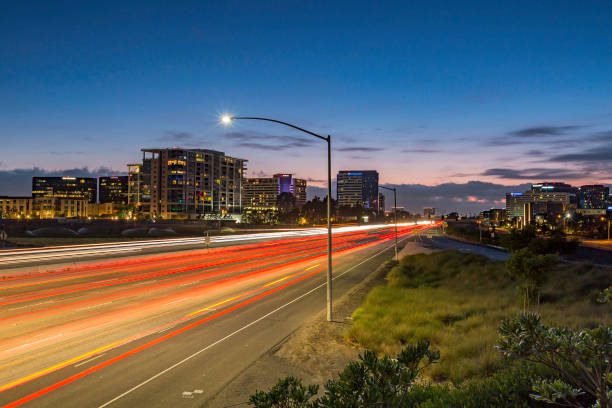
(74, 354), (106, 368)
(0, 231), (420, 406)
(96, 239), (407, 408)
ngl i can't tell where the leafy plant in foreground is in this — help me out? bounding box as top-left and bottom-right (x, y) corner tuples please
(249, 340), (439, 408)
(497, 313), (612, 407)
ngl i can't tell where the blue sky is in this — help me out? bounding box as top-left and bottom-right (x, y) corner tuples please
(1, 1), (611, 211)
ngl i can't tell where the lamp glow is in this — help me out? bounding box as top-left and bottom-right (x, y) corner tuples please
(221, 115), (232, 125)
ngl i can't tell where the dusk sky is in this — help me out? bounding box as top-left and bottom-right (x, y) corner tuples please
(1, 1), (611, 212)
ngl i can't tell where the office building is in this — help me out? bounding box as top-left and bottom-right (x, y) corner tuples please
(99, 176), (128, 204)
(480, 208), (507, 226)
(531, 182), (577, 194)
(0, 197), (34, 218)
(243, 174), (307, 210)
(133, 148), (246, 219)
(378, 193), (385, 213)
(506, 182), (579, 225)
(32, 176), (97, 203)
(127, 164), (142, 206)
(579, 185), (609, 209)
(337, 170), (379, 211)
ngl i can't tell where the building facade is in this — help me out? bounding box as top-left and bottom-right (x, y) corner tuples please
(243, 174), (307, 210)
(133, 148), (246, 219)
(0, 197), (34, 218)
(99, 176), (128, 204)
(32, 176), (97, 203)
(506, 182), (579, 225)
(579, 185), (609, 209)
(337, 170), (380, 211)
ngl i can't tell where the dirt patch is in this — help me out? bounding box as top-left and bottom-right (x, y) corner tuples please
(205, 240), (436, 407)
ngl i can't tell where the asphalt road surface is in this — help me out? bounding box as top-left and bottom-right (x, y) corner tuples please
(0, 223), (437, 408)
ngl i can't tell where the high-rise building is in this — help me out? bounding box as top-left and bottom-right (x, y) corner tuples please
(127, 164), (142, 206)
(579, 185), (609, 209)
(133, 148), (246, 219)
(276, 174), (307, 208)
(32, 176), (97, 203)
(99, 176), (128, 204)
(337, 170), (379, 211)
(243, 174), (307, 210)
(531, 182), (577, 194)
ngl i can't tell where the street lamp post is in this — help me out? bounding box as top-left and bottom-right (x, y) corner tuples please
(379, 186), (398, 262)
(221, 115), (334, 322)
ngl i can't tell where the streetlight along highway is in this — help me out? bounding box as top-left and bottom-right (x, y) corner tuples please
(221, 115), (335, 322)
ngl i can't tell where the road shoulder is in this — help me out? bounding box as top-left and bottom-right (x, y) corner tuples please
(205, 240), (434, 408)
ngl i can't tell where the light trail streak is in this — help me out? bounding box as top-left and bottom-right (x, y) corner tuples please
(0, 224), (439, 405)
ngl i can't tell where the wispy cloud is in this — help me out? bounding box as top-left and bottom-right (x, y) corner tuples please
(335, 146), (383, 152)
(223, 131), (315, 145)
(481, 167), (588, 180)
(549, 144), (612, 163)
(156, 130), (196, 142)
(507, 125), (582, 137)
(401, 148), (440, 153)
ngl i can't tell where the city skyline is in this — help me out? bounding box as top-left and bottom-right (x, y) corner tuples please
(2, 1), (612, 204)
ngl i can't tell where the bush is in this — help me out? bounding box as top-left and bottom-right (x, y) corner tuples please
(500, 227), (579, 255)
(498, 313), (611, 407)
(250, 341), (439, 408)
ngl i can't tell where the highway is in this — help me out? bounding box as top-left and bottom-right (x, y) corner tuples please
(0, 223), (436, 408)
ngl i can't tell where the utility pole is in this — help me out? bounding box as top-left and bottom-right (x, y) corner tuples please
(222, 115), (334, 322)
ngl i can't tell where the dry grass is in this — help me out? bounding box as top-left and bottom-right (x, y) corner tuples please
(347, 250), (611, 383)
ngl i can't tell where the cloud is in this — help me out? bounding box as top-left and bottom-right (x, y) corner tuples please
(0, 167), (127, 196)
(507, 125), (581, 137)
(525, 149), (545, 156)
(481, 167), (588, 180)
(335, 146), (384, 152)
(240, 141), (313, 150)
(377, 181), (533, 214)
(223, 131), (315, 147)
(401, 148), (440, 153)
(549, 144), (612, 163)
(587, 130), (612, 142)
(309, 180), (539, 214)
(156, 130), (196, 142)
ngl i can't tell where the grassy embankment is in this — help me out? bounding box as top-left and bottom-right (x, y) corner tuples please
(347, 250), (611, 383)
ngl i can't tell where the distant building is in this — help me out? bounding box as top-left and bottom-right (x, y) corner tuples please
(276, 174), (307, 208)
(99, 176), (128, 204)
(243, 174), (307, 211)
(424, 207), (435, 217)
(506, 182), (581, 226)
(480, 208), (506, 225)
(0, 196), (34, 218)
(32, 176), (97, 203)
(127, 164), (142, 206)
(579, 185), (609, 209)
(132, 148), (246, 219)
(531, 182), (577, 194)
(337, 170), (379, 211)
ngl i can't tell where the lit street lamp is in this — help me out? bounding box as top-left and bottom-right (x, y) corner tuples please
(221, 115), (335, 322)
(379, 185), (398, 262)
